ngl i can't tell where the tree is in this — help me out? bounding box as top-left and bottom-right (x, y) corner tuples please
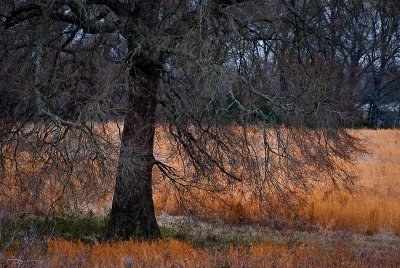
(363, 0), (400, 127)
(1, 0), (365, 240)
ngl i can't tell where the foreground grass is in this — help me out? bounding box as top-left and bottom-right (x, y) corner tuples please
(2, 214), (400, 267)
(43, 238), (400, 267)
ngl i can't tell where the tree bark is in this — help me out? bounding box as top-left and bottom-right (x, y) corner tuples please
(108, 60), (160, 240)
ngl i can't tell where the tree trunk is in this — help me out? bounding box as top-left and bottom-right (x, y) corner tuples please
(108, 61), (160, 240)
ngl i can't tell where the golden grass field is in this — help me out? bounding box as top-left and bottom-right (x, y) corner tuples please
(298, 129), (400, 234)
(2, 129), (400, 267)
(153, 129), (400, 234)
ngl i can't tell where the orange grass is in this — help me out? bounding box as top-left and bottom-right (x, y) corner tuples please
(2, 129), (400, 267)
(154, 129), (400, 234)
(1, 128), (399, 233)
(3, 238), (399, 267)
(307, 129), (400, 234)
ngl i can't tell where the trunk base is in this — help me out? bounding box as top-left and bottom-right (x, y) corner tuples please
(107, 210), (160, 240)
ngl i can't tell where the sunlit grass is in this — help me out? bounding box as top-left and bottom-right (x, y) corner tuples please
(1, 129), (400, 267)
(1, 127), (399, 234)
(308, 129), (400, 234)
(154, 129), (400, 234)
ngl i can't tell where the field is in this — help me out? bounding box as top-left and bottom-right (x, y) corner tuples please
(153, 129), (400, 234)
(1, 129), (400, 267)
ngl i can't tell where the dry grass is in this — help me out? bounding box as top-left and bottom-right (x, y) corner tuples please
(1, 128), (399, 233)
(1, 129), (400, 267)
(43, 238), (400, 267)
(153, 129), (400, 234)
(308, 129), (400, 234)
(2, 237), (399, 267)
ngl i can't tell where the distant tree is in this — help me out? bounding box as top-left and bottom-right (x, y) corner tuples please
(1, 0), (366, 240)
(363, 0), (400, 127)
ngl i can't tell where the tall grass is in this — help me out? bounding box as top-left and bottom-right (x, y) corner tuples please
(1, 128), (399, 233)
(154, 129), (400, 234)
(308, 129), (400, 234)
(1, 129), (400, 267)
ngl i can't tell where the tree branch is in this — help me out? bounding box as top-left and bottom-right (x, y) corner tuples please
(2, 1), (121, 34)
(2, 3), (41, 28)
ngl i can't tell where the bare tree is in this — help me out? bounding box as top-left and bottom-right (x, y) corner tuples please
(363, 0), (400, 127)
(1, 0), (366, 240)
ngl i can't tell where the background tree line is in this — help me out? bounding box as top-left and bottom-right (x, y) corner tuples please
(1, 0), (399, 127)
